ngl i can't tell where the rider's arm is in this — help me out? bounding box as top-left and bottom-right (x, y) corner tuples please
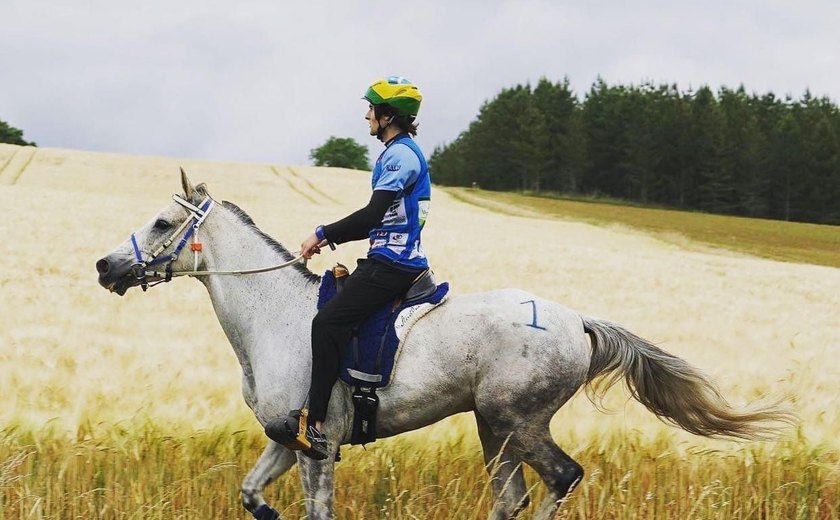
(318, 143), (420, 246)
(322, 189), (397, 244)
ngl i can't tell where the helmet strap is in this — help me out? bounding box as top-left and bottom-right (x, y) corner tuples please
(374, 108), (394, 140)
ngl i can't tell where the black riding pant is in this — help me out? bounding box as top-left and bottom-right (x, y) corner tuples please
(309, 258), (420, 423)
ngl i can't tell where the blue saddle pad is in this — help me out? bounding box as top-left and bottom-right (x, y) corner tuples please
(317, 270), (449, 388)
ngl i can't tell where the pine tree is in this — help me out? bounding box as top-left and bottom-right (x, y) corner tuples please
(581, 79), (625, 197)
(797, 96), (840, 222)
(653, 84), (692, 207)
(690, 86), (729, 212)
(532, 78), (584, 193)
(719, 87), (768, 217)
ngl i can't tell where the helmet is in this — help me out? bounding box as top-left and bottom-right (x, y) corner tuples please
(363, 76), (422, 118)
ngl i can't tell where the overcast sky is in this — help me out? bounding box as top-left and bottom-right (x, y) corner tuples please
(2, 1), (838, 166)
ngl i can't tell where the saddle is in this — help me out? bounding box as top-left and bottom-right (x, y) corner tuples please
(329, 262), (448, 445)
(263, 263), (448, 453)
(333, 261), (439, 305)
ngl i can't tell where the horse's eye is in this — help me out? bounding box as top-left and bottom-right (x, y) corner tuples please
(154, 219), (171, 231)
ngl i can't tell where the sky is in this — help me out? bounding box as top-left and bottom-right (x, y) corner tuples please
(1, 1), (839, 166)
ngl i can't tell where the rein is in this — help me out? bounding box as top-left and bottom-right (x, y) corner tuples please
(130, 194), (304, 291)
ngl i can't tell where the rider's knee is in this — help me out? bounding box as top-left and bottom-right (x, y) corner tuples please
(312, 309), (342, 336)
(311, 311), (328, 330)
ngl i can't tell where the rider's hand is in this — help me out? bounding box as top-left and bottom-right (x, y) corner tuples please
(300, 234), (328, 260)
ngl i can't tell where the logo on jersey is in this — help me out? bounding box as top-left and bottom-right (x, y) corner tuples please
(388, 233), (408, 246)
(382, 198), (408, 226)
(418, 199), (431, 227)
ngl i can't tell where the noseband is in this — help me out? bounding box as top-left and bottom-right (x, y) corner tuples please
(130, 194), (214, 291)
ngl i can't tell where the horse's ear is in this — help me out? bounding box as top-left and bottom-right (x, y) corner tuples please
(180, 167), (196, 199)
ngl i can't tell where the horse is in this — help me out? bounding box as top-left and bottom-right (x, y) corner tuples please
(95, 170), (793, 520)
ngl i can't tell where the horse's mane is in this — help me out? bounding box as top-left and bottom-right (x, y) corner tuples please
(221, 200), (320, 283)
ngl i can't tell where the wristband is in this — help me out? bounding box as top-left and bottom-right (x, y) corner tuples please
(315, 225), (336, 250)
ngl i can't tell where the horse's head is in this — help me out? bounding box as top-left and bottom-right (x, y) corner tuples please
(96, 168), (214, 295)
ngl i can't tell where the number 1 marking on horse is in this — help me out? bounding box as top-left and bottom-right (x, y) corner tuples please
(520, 300), (547, 330)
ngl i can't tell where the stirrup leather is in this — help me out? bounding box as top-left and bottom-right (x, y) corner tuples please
(285, 409), (312, 451)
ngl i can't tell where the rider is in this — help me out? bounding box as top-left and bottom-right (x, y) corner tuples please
(297, 76), (431, 460)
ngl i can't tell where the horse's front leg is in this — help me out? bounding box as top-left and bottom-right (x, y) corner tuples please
(298, 453), (338, 519)
(241, 440), (297, 520)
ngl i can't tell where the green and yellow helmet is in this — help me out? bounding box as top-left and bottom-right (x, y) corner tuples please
(363, 76), (422, 118)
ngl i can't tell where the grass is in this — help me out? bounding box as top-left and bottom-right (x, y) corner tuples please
(0, 425), (837, 520)
(444, 188), (840, 269)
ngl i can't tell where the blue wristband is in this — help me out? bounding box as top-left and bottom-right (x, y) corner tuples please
(315, 225), (335, 250)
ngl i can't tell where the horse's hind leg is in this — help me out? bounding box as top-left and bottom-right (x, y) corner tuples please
(298, 455), (338, 519)
(508, 428), (583, 520)
(241, 441), (297, 519)
(475, 412), (530, 520)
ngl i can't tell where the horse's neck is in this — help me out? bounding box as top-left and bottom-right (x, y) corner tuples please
(197, 208), (319, 390)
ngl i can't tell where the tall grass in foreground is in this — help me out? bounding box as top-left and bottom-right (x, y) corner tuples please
(0, 425), (837, 520)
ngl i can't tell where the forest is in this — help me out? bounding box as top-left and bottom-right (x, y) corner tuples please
(429, 78), (840, 224)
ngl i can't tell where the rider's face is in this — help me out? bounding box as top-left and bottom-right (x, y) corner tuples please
(366, 104), (378, 136)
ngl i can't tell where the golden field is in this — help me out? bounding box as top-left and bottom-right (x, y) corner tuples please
(0, 143), (838, 519)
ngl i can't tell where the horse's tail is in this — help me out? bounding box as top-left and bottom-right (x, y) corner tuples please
(581, 315), (795, 440)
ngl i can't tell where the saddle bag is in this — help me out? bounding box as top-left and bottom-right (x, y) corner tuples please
(350, 385), (379, 445)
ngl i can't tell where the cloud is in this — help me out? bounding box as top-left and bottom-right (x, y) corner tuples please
(2, 1), (838, 165)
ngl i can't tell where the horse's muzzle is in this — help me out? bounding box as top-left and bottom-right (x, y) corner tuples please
(96, 254), (139, 296)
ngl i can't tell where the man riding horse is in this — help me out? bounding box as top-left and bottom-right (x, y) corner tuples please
(288, 76), (431, 460)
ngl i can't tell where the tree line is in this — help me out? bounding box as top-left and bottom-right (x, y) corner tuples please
(429, 78), (840, 224)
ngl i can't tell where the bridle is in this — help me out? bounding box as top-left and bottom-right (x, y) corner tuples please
(129, 194), (303, 291)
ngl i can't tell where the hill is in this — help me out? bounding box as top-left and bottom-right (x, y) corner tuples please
(445, 188), (840, 268)
(0, 143), (836, 441)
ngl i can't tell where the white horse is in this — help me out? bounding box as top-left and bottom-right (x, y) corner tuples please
(96, 171), (792, 520)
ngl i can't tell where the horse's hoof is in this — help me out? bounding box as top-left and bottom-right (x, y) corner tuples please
(253, 503), (282, 520)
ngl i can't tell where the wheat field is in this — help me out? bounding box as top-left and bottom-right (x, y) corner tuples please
(0, 143), (838, 519)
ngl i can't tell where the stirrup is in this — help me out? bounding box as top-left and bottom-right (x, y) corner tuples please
(264, 408), (313, 451)
(302, 425), (329, 461)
